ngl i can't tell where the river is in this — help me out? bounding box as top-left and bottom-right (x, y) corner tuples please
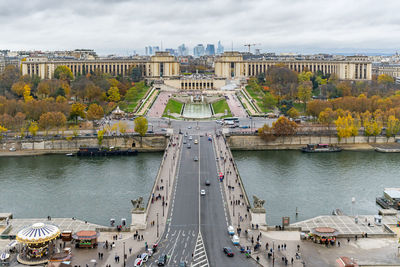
(234, 150), (400, 226)
(0, 153), (162, 226)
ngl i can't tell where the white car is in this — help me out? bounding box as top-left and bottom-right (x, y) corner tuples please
(189, 136), (193, 140)
(200, 189), (206, 196)
(141, 253), (149, 262)
(134, 258), (143, 266)
(194, 140), (198, 144)
(9, 147), (16, 152)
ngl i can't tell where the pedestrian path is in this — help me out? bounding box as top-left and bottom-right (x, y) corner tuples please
(192, 232), (209, 267)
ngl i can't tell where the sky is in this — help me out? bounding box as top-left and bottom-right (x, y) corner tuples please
(1, 0), (400, 55)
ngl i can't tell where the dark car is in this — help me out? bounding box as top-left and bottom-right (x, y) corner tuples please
(179, 261), (187, 267)
(157, 254), (167, 266)
(223, 247), (234, 257)
(205, 180), (211, 186)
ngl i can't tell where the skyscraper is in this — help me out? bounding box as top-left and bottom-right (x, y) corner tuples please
(178, 44), (188, 56)
(205, 44), (215, 56)
(193, 44), (205, 57)
(217, 41), (224, 54)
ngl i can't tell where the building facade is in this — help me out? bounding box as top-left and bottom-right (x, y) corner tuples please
(372, 64), (400, 79)
(21, 52), (180, 79)
(214, 52), (372, 80)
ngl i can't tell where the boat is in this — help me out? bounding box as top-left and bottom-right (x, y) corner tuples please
(376, 188), (400, 210)
(76, 147), (138, 157)
(301, 144), (342, 153)
(66, 153), (74, 157)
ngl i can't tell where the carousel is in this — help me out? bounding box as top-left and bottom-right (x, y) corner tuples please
(16, 222), (60, 265)
(309, 227), (339, 245)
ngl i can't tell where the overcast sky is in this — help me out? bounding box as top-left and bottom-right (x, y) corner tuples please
(1, 0), (400, 55)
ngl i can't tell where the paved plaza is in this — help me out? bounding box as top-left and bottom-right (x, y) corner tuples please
(147, 91), (171, 117)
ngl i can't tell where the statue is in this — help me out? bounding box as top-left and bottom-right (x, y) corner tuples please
(252, 195), (266, 213)
(131, 197), (144, 211)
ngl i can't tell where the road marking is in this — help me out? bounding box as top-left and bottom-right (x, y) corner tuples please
(191, 231), (209, 267)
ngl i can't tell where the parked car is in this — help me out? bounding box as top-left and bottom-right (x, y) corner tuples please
(200, 189), (206, 196)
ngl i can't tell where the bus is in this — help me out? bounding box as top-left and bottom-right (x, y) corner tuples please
(223, 117), (239, 123)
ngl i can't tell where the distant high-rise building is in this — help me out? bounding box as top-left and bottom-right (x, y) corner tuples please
(217, 41), (224, 55)
(152, 46), (160, 54)
(178, 44), (188, 56)
(205, 44), (215, 56)
(193, 44), (205, 57)
(165, 48), (177, 56)
(145, 46), (152, 56)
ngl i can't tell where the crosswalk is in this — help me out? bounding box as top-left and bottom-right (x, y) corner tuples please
(191, 232), (209, 267)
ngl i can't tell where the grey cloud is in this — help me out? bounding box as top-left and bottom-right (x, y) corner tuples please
(1, 0), (400, 54)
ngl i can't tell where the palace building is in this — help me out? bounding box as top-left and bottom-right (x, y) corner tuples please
(214, 52), (372, 80)
(21, 51), (372, 83)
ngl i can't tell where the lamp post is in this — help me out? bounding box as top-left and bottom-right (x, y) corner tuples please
(157, 213), (159, 238)
(238, 212), (240, 228)
(167, 109), (170, 126)
(272, 241), (275, 267)
(162, 200), (165, 217)
(123, 241), (126, 267)
(233, 195), (235, 217)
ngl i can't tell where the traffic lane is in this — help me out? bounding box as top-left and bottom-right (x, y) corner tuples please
(147, 136), (200, 265)
(200, 136), (256, 267)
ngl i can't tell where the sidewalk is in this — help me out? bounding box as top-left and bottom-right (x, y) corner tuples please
(214, 135), (304, 267)
(71, 134), (182, 267)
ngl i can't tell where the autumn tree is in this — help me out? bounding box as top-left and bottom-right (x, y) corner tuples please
(386, 115), (400, 137)
(118, 121), (128, 135)
(0, 125), (7, 140)
(258, 124), (276, 142)
(23, 84), (33, 102)
(97, 129), (105, 146)
(28, 121), (39, 137)
(87, 103), (104, 122)
(107, 86), (121, 102)
(287, 107), (300, 119)
(70, 102), (86, 124)
(272, 116), (297, 137)
(335, 114), (359, 140)
(377, 74), (395, 85)
(54, 66), (74, 81)
(11, 81), (26, 97)
(134, 116), (148, 147)
(297, 81), (312, 111)
(39, 112), (53, 134)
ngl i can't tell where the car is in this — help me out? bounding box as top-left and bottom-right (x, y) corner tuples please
(9, 147), (16, 152)
(161, 128), (167, 132)
(179, 261), (187, 267)
(140, 253), (149, 262)
(194, 139), (198, 144)
(240, 125), (249, 129)
(183, 140), (187, 144)
(184, 133), (188, 137)
(187, 144), (191, 149)
(147, 130), (154, 134)
(134, 258), (143, 266)
(205, 180), (211, 186)
(188, 126), (192, 129)
(194, 156), (198, 161)
(223, 247), (234, 257)
(157, 254), (167, 266)
(189, 136), (193, 140)
(200, 189), (206, 196)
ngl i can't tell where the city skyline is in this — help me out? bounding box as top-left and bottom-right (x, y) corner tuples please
(1, 0), (400, 55)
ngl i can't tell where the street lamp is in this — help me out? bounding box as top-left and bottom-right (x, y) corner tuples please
(123, 241), (126, 267)
(167, 109), (170, 126)
(162, 200), (165, 217)
(238, 212), (240, 227)
(157, 213), (159, 238)
(233, 195), (235, 217)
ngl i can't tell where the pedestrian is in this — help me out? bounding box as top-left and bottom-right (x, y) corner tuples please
(338, 241), (341, 247)
(297, 244), (300, 251)
(347, 237), (350, 243)
(278, 245), (280, 250)
(355, 235), (357, 241)
(129, 248), (132, 254)
(266, 242), (269, 250)
(291, 257), (294, 264)
(256, 256), (260, 262)
(141, 235), (144, 240)
(365, 232), (368, 238)
(284, 243), (286, 250)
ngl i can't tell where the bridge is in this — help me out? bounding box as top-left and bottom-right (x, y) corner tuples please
(129, 132), (259, 266)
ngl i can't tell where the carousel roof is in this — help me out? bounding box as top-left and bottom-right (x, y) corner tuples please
(16, 223), (60, 244)
(311, 227), (339, 236)
(72, 230), (99, 240)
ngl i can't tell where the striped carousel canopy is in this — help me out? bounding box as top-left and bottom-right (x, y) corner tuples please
(16, 223), (60, 244)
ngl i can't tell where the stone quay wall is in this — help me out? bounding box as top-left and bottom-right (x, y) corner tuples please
(0, 135), (168, 153)
(227, 134), (397, 150)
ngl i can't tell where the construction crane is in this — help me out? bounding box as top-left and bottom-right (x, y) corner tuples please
(244, 43), (261, 53)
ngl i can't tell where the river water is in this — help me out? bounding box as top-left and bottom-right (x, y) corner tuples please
(234, 150), (400, 225)
(0, 153), (162, 226)
(1, 151), (399, 227)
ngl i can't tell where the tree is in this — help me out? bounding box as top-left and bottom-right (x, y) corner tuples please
(107, 86), (121, 102)
(386, 115), (400, 137)
(118, 121), (128, 135)
(134, 116), (148, 147)
(70, 102), (86, 124)
(335, 114), (359, 140)
(258, 124), (276, 142)
(298, 71), (313, 83)
(0, 65), (20, 95)
(28, 121), (39, 137)
(23, 84), (33, 102)
(87, 103), (104, 122)
(11, 81), (26, 96)
(54, 66), (74, 81)
(52, 112), (67, 133)
(337, 82), (352, 96)
(0, 125), (7, 141)
(287, 107), (299, 119)
(97, 129), (105, 146)
(262, 93), (277, 111)
(297, 81), (312, 111)
(377, 74), (395, 85)
(130, 67), (143, 82)
(272, 116), (297, 136)
(39, 112), (53, 134)
(364, 118), (381, 137)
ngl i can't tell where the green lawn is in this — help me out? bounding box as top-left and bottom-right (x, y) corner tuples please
(212, 99), (232, 116)
(163, 99), (183, 116)
(121, 82), (151, 112)
(294, 102), (306, 113)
